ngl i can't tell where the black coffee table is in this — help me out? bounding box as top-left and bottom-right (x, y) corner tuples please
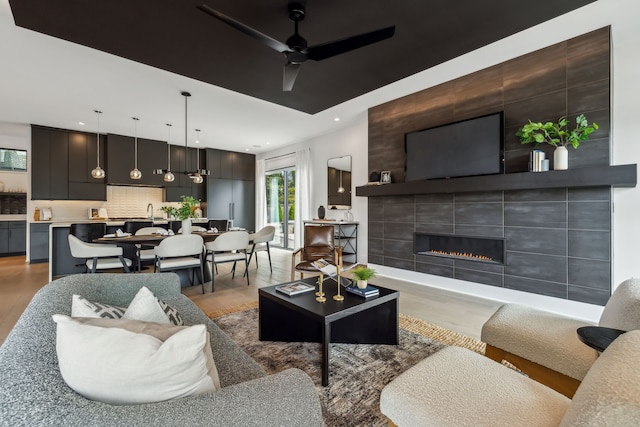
(258, 277), (399, 386)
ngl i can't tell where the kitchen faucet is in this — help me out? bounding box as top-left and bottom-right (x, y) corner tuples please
(147, 203), (154, 223)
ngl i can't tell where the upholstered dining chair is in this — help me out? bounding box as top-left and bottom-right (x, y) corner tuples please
(246, 225), (276, 273)
(154, 234), (205, 293)
(207, 219), (230, 232)
(134, 226), (168, 272)
(204, 231), (250, 291)
(68, 234), (132, 274)
(123, 221), (153, 235)
(177, 226), (207, 233)
(291, 225), (342, 281)
(481, 277), (640, 398)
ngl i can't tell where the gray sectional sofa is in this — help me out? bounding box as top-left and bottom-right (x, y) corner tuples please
(0, 273), (323, 426)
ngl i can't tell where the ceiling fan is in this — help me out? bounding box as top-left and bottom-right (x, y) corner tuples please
(197, 2), (395, 91)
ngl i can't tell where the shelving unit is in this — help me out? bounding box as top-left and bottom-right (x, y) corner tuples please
(304, 220), (359, 264)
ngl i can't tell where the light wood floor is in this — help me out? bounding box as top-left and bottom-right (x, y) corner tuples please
(0, 248), (502, 346)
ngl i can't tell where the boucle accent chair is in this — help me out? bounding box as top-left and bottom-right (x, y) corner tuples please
(0, 273), (323, 426)
(380, 330), (640, 427)
(481, 278), (640, 397)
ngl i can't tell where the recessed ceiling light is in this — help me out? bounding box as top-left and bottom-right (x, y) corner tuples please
(266, 141), (271, 145)
(78, 122), (85, 126)
(334, 117), (340, 122)
(245, 148), (250, 151)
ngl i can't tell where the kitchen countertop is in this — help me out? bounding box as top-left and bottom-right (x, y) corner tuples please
(46, 219), (209, 228)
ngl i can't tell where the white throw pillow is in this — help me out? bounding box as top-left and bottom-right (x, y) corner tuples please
(122, 286), (171, 324)
(52, 315), (220, 405)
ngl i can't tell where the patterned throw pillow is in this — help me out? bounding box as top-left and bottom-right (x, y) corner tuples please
(71, 289), (183, 326)
(71, 295), (126, 319)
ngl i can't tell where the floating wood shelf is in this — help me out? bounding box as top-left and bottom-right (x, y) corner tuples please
(356, 164), (637, 197)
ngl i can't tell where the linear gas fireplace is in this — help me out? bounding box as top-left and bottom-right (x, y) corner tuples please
(414, 233), (505, 265)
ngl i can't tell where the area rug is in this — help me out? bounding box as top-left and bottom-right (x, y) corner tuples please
(209, 303), (485, 426)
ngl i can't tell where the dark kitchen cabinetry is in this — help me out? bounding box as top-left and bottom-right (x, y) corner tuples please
(68, 131), (106, 200)
(29, 222), (50, 262)
(206, 149), (255, 230)
(31, 126), (106, 201)
(31, 127), (69, 200)
(0, 221), (26, 256)
(165, 145), (206, 202)
(105, 134), (167, 187)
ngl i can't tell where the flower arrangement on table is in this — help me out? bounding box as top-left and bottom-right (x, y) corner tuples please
(160, 196), (200, 220)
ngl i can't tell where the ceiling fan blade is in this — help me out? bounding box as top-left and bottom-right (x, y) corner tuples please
(283, 62), (301, 91)
(306, 25), (395, 61)
(197, 4), (290, 53)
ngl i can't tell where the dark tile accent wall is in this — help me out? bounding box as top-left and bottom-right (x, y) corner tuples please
(367, 28), (612, 305)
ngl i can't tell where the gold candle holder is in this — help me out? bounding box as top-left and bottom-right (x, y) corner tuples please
(316, 273), (326, 302)
(333, 265), (344, 301)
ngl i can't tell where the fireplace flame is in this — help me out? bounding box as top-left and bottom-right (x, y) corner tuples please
(428, 250), (493, 262)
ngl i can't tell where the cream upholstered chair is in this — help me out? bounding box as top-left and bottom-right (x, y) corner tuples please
(67, 234), (132, 274)
(134, 226), (168, 271)
(247, 225), (276, 273)
(380, 330), (640, 427)
(154, 234), (205, 293)
(205, 231), (250, 291)
(481, 278), (640, 397)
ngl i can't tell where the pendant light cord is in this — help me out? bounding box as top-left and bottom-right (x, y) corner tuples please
(95, 110), (101, 167)
(166, 123), (172, 170)
(133, 117), (139, 169)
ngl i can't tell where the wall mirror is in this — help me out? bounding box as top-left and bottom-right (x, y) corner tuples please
(327, 155), (351, 210)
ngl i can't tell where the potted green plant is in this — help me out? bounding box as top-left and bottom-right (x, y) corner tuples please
(516, 114), (598, 170)
(160, 196), (200, 234)
(352, 266), (376, 289)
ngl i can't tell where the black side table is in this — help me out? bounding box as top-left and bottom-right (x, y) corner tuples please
(577, 326), (626, 352)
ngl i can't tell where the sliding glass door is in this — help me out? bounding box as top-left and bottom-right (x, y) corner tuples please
(265, 168), (296, 249)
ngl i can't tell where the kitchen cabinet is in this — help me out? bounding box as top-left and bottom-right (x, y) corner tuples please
(31, 127), (69, 200)
(29, 222), (50, 262)
(207, 178), (255, 230)
(68, 132), (107, 200)
(0, 221), (26, 256)
(207, 149), (254, 180)
(31, 126), (106, 201)
(105, 134), (167, 187)
(165, 145), (206, 202)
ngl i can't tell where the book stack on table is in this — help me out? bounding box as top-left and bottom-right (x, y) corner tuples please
(346, 285), (379, 298)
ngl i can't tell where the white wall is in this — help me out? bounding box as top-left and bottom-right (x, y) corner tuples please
(259, 0), (640, 322)
(257, 113), (369, 257)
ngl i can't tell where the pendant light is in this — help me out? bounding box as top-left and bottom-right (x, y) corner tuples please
(90, 110), (105, 179)
(129, 117), (142, 180)
(181, 91), (209, 183)
(337, 169), (345, 193)
(163, 123), (175, 182)
(191, 129), (204, 184)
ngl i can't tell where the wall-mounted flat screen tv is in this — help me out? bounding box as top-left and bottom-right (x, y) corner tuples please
(404, 112), (504, 181)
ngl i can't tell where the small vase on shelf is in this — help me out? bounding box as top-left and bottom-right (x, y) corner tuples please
(553, 146), (569, 170)
(318, 205), (326, 220)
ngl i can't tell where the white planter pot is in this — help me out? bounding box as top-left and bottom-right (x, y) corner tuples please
(181, 218), (192, 234)
(554, 146), (568, 170)
(357, 279), (368, 289)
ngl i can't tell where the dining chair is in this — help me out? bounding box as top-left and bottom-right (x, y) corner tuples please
(178, 226), (207, 233)
(207, 219), (230, 232)
(246, 225), (276, 273)
(123, 221), (153, 235)
(134, 226), (168, 272)
(154, 234), (205, 293)
(204, 231), (250, 291)
(67, 234), (132, 274)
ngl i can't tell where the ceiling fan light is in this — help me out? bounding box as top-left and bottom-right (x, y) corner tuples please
(91, 166), (105, 179)
(164, 171), (175, 182)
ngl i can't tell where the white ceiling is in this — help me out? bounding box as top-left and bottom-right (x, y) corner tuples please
(0, 0), (410, 153)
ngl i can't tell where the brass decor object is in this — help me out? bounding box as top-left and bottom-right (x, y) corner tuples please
(333, 264), (344, 301)
(315, 273), (326, 303)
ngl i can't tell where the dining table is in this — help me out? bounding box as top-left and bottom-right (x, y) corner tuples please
(92, 231), (224, 287)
